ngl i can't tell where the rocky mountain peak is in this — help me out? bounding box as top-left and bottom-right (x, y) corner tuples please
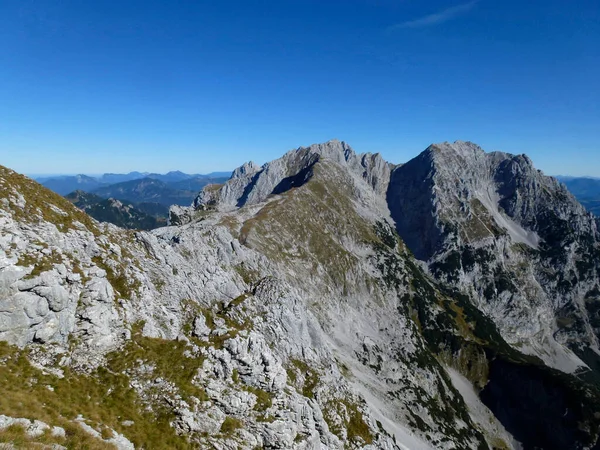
(388, 141), (600, 376)
(185, 140), (392, 217)
(231, 161), (260, 179)
(291, 139), (355, 164)
(428, 140), (486, 161)
(387, 141), (578, 258)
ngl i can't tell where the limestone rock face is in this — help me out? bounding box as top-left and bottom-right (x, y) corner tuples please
(388, 141), (600, 372)
(168, 204), (194, 226)
(192, 139), (393, 210)
(231, 161), (261, 179)
(2, 140), (600, 450)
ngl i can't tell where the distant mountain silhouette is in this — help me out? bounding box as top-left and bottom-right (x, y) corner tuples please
(37, 170), (231, 204)
(38, 174), (104, 195)
(557, 176), (600, 215)
(91, 177), (198, 206)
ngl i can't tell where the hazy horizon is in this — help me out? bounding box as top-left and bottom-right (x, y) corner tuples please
(23, 163), (600, 181)
(28, 170), (234, 178)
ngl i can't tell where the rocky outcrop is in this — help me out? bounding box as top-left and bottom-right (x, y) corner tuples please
(387, 141), (600, 372)
(0, 414), (135, 449)
(0, 415), (65, 439)
(191, 139), (393, 211)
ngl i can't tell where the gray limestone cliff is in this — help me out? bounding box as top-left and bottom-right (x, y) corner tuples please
(387, 141), (600, 374)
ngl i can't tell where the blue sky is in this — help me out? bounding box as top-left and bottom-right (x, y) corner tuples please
(1, 0), (598, 175)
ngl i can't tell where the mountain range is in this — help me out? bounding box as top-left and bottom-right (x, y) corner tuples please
(556, 176), (600, 216)
(35, 171), (230, 230)
(90, 178), (200, 208)
(36, 171), (231, 197)
(1, 140), (600, 449)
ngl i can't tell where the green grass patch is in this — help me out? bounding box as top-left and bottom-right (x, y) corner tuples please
(323, 399), (373, 446)
(0, 326), (214, 450)
(220, 416), (242, 435)
(17, 250), (64, 279)
(288, 359), (319, 399)
(194, 299), (254, 349)
(243, 386), (272, 411)
(106, 322), (207, 401)
(91, 256), (140, 300)
(0, 422), (116, 450)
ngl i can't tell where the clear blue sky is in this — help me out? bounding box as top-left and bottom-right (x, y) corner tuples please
(1, 0), (598, 176)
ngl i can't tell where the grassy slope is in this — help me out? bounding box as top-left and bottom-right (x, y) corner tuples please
(0, 165), (101, 235)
